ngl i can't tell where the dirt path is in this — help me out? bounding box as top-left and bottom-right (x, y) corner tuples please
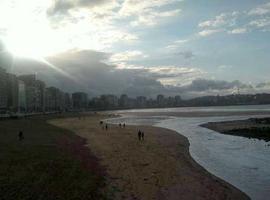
(49, 115), (249, 200)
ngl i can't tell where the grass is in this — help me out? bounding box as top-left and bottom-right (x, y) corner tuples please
(0, 115), (108, 200)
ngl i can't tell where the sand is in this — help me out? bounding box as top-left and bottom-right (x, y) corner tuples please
(49, 114), (250, 200)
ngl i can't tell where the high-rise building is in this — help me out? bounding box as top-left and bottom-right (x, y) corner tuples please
(35, 80), (46, 112)
(18, 75), (46, 112)
(18, 80), (26, 113)
(18, 75), (36, 112)
(7, 73), (19, 112)
(45, 87), (63, 112)
(174, 95), (182, 106)
(64, 93), (72, 111)
(119, 94), (129, 108)
(72, 92), (88, 110)
(0, 67), (8, 112)
(136, 96), (147, 107)
(157, 94), (165, 107)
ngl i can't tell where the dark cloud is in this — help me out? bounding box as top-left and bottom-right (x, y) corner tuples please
(181, 79), (251, 92)
(7, 50), (262, 99)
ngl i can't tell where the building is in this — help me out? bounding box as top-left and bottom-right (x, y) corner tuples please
(18, 75), (46, 112)
(64, 93), (72, 111)
(7, 73), (19, 112)
(105, 95), (119, 108)
(136, 96), (147, 108)
(18, 80), (26, 113)
(174, 95), (182, 106)
(119, 94), (129, 108)
(72, 92), (88, 110)
(45, 87), (64, 112)
(18, 75), (37, 112)
(35, 80), (46, 112)
(0, 67), (8, 112)
(157, 94), (165, 107)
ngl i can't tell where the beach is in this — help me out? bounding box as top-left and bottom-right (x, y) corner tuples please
(50, 114), (249, 200)
(0, 114), (107, 200)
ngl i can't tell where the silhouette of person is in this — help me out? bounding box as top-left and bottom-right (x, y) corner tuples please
(138, 130), (141, 141)
(123, 123), (126, 128)
(141, 131), (144, 140)
(119, 123), (122, 128)
(19, 131), (24, 141)
(105, 124), (108, 130)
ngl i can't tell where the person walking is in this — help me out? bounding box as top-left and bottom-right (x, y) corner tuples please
(19, 131), (24, 141)
(138, 130), (141, 141)
(105, 124), (108, 131)
(141, 131), (144, 140)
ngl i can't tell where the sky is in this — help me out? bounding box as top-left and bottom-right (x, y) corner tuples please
(0, 0), (270, 98)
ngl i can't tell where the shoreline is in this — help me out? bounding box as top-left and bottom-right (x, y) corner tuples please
(116, 111), (270, 118)
(50, 114), (250, 200)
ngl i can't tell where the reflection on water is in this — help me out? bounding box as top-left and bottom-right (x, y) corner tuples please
(107, 115), (172, 126)
(107, 111), (270, 200)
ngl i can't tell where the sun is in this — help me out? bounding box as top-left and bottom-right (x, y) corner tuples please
(0, 0), (107, 60)
(5, 27), (59, 60)
(0, 0), (68, 59)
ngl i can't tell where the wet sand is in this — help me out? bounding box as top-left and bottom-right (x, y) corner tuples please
(201, 118), (270, 142)
(49, 114), (249, 200)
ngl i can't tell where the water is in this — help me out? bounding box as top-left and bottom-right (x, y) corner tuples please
(114, 104), (270, 113)
(107, 105), (270, 200)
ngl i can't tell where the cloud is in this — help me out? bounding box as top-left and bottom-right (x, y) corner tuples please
(8, 49), (268, 99)
(109, 50), (148, 63)
(249, 18), (270, 28)
(47, 0), (119, 16)
(176, 51), (195, 59)
(166, 39), (189, 50)
(198, 2), (270, 37)
(199, 13), (232, 28)
(256, 82), (270, 88)
(248, 2), (270, 16)
(181, 79), (250, 92)
(120, 0), (181, 26)
(7, 49), (203, 97)
(198, 12), (239, 28)
(130, 9), (181, 27)
(228, 28), (247, 34)
(198, 29), (222, 37)
(218, 65), (233, 70)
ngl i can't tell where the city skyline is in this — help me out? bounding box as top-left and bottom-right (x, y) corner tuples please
(0, 0), (269, 98)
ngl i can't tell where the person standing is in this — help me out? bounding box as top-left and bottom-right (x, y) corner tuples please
(141, 131), (144, 141)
